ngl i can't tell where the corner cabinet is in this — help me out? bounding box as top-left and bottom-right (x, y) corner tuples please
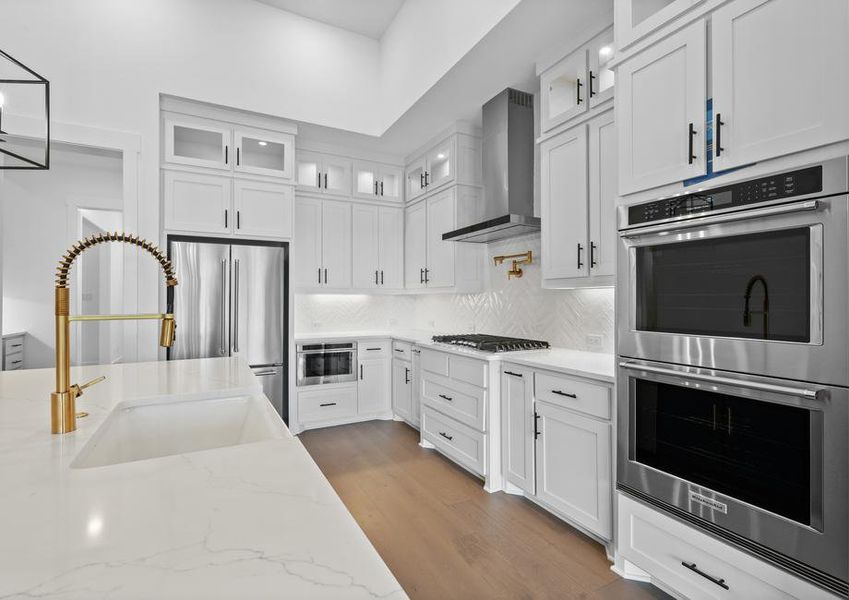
(616, 19), (706, 195)
(293, 197), (352, 289)
(405, 132), (482, 201)
(541, 111), (616, 288)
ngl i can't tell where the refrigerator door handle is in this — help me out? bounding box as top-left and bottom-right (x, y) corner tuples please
(233, 258), (240, 353)
(220, 259), (227, 355)
(253, 369), (277, 377)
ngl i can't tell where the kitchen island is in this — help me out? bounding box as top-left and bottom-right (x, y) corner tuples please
(0, 357), (406, 599)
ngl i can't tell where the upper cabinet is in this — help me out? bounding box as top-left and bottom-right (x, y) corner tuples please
(710, 0), (849, 171)
(164, 118), (294, 180)
(353, 161), (404, 202)
(616, 19), (706, 195)
(538, 27), (615, 134)
(352, 205), (404, 289)
(293, 197), (352, 290)
(615, 0), (705, 50)
(405, 132), (481, 202)
(296, 151), (352, 197)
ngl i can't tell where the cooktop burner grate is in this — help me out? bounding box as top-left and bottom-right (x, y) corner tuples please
(432, 334), (550, 353)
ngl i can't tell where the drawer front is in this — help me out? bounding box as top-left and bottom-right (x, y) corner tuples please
(449, 354), (488, 388)
(4, 354), (23, 371)
(422, 405), (485, 476)
(3, 336), (24, 356)
(618, 494), (835, 600)
(392, 341), (412, 361)
(535, 371), (610, 419)
(298, 387), (357, 424)
(421, 373), (486, 431)
(358, 339), (390, 358)
(421, 348), (449, 377)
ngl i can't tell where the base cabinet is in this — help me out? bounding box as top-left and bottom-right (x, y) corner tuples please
(392, 359), (413, 422)
(298, 384), (358, 426)
(358, 357), (389, 417)
(501, 367), (535, 494)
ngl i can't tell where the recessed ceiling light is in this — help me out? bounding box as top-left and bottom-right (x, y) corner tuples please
(437, 153), (445, 159)
(258, 141), (268, 146)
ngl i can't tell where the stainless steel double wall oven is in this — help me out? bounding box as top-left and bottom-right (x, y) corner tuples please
(616, 158), (849, 596)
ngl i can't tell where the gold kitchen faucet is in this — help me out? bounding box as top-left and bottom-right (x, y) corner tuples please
(50, 233), (178, 434)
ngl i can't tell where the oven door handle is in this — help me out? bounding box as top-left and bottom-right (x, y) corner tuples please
(619, 199), (820, 238)
(619, 361), (822, 399)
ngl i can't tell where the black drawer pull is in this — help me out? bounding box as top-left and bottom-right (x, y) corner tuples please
(504, 370), (523, 378)
(552, 390), (577, 398)
(366, 347), (381, 351)
(681, 562), (729, 590)
(11, 360), (22, 365)
(439, 431), (453, 441)
(394, 348), (405, 353)
(438, 394), (453, 402)
(9, 343), (22, 348)
(319, 402), (337, 407)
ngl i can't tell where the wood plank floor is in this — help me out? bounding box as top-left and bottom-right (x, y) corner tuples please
(300, 420), (671, 600)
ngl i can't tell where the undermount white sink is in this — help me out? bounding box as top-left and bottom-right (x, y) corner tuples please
(71, 393), (286, 469)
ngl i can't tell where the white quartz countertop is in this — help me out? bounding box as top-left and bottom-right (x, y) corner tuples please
(295, 331), (614, 381)
(0, 357), (405, 599)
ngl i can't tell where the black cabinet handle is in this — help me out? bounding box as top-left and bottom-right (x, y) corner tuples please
(681, 562), (729, 590)
(590, 242), (597, 268)
(420, 268), (424, 284)
(688, 122), (697, 164)
(715, 113), (724, 157)
(380, 270), (384, 285)
(374, 181), (378, 195)
(324, 173), (328, 189)
(552, 389), (577, 398)
(424, 171), (429, 187)
(380, 181), (384, 196)
(439, 431), (453, 441)
(576, 77), (583, 104)
(589, 70), (596, 97)
(318, 268), (321, 285)
(224, 209), (228, 228)
(577, 243), (584, 269)
(236, 147), (240, 166)
(236, 210), (240, 230)
(424, 268), (430, 284)
(366, 347), (381, 351)
(534, 412), (541, 439)
(405, 367), (410, 384)
(420, 173), (424, 189)
(504, 370), (523, 378)
(319, 402), (337, 407)
(438, 394), (453, 402)
(324, 268), (327, 284)
(317, 172), (321, 188)
(360, 364), (363, 380)
(225, 145), (229, 164)
(375, 270), (379, 285)
(395, 348), (405, 353)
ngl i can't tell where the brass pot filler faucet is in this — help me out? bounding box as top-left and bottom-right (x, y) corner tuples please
(51, 233), (178, 434)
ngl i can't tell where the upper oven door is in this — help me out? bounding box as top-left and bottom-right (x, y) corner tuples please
(618, 196), (849, 385)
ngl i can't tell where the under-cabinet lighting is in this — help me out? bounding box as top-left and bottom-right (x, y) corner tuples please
(599, 46), (613, 57)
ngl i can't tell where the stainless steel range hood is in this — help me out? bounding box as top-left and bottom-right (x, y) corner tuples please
(443, 88), (538, 243)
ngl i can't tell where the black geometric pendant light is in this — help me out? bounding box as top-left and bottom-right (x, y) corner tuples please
(0, 49), (50, 170)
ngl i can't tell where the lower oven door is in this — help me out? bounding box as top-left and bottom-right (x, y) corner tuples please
(617, 359), (848, 593)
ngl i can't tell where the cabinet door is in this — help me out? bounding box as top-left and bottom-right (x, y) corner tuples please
(293, 197), (323, 287)
(712, 0), (849, 170)
(501, 368), (535, 495)
(588, 28), (615, 108)
(234, 130), (294, 179)
(588, 112), (617, 278)
(541, 126), (589, 281)
(163, 170), (231, 234)
(404, 201), (428, 289)
(321, 200), (352, 289)
(425, 190), (456, 288)
(536, 401), (612, 539)
(352, 204), (380, 289)
(322, 155), (353, 197)
(617, 19), (706, 195)
(425, 138), (454, 190)
(164, 119), (231, 170)
(296, 150), (322, 194)
(353, 161), (380, 200)
(540, 49), (589, 132)
(379, 166), (404, 202)
(358, 358), (389, 417)
(411, 349), (422, 427)
(233, 180), (293, 239)
(378, 207), (404, 289)
(406, 158), (427, 201)
(392, 359), (412, 421)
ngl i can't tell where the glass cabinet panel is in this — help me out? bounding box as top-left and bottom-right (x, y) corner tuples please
(355, 165), (377, 197)
(167, 121), (229, 169)
(540, 51), (588, 131)
(296, 151), (321, 191)
(427, 140), (454, 189)
(589, 29), (615, 107)
(407, 160), (426, 199)
(380, 168), (402, 200)
(323, 157), (352, 196)
(239, 136), (285, 172)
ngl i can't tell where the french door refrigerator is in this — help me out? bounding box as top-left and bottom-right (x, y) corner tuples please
(168, 237), (288, 422)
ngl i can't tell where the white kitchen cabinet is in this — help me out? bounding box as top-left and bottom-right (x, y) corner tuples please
(588, 27), (615, 108)
(587, 112), (617, 279)
(540, 49), (589, 132)
(234, 128), (294, 179)
(296, 151), (352, 197)
(405, 157), (428, 201)
(293, 197), (351, 289)
(616, 19), (706, 195)
(352, 205), (404, 289)
(358, 357), (389, 417)
(424, 189), (456, 289)
(410, 347), (422, 428)
(711, 0), (849, 171)
(164, 119), (230, 171)
(353, 161), (404, 202)
(536, 400), (612, 540)
(404, 201), (428, 289)
(232, 180), (293, 239)
(163, 170), (232, 234)
(392, 358), (413, 423)
(404, 132), (481, 202)
(614, 0), (705, 50)
(501, 367), (535, 495)
(541, 125), (589, 281)
(425, 138), (455, 190)
(298, 384), (358, 427)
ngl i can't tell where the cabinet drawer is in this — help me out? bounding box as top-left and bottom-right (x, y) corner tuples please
(618, 494), (836, 600)
(421, 373), (486, 431)
(4, 354), (23, 370)
(535, 371), (610, 419)
(358, 339), (390, 358)
(298, 386), (357, 424)
(420, 348), (449, 377)
(3, 337), (24, 356)
(392, 341), (412, 361)
(449, 354), (488, 388)
(422, 405), (485, 476)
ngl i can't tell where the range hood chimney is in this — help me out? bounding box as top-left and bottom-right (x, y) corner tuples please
(443, 88), (538, 243)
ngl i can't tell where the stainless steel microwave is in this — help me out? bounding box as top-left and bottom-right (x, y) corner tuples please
(296, 342), (357, 386)
(617, 158), (849, 386)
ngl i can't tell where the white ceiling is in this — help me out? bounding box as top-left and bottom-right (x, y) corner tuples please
(253, 0), (405, 39)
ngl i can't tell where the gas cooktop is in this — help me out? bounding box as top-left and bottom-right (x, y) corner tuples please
(431, 334), (550, 353)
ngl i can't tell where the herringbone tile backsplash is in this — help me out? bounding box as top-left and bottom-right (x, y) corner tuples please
(295, 233), (615, 353)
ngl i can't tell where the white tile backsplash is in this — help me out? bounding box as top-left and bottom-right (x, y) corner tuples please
(295, 233), (615, 353)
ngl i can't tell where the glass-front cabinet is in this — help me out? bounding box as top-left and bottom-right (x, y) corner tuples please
(540, 50), (588, 132)
(165, 119), (231, 170)
(615, 0), (706, 50)
(426, 139), (454, 190)
(353, 161), (404, 202)
(589, 28), (615, 108)
(234, 129), (294, 179)
(406, 158), (427, 201)
(295, 151), (351, 196)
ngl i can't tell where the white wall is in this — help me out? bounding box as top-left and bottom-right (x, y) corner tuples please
(1, 144), (123, 368)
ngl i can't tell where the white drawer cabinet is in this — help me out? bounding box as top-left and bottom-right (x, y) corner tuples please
(534, 371), (611, 420)
(421, 372), (486, 431)
(298, 385), (357, 425)
(421, 404), (486, 477)
(618, 493), (838, 599)
(391, 341), (412, 361)
(3, 333), (25, 371)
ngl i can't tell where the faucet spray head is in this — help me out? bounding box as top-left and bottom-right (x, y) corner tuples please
(159, 314), (176, 348)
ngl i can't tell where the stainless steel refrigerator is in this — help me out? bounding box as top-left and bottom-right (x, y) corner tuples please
(168, 237), (288, 422)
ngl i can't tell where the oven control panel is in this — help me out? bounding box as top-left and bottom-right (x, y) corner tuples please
(628, 166), (823, 226)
